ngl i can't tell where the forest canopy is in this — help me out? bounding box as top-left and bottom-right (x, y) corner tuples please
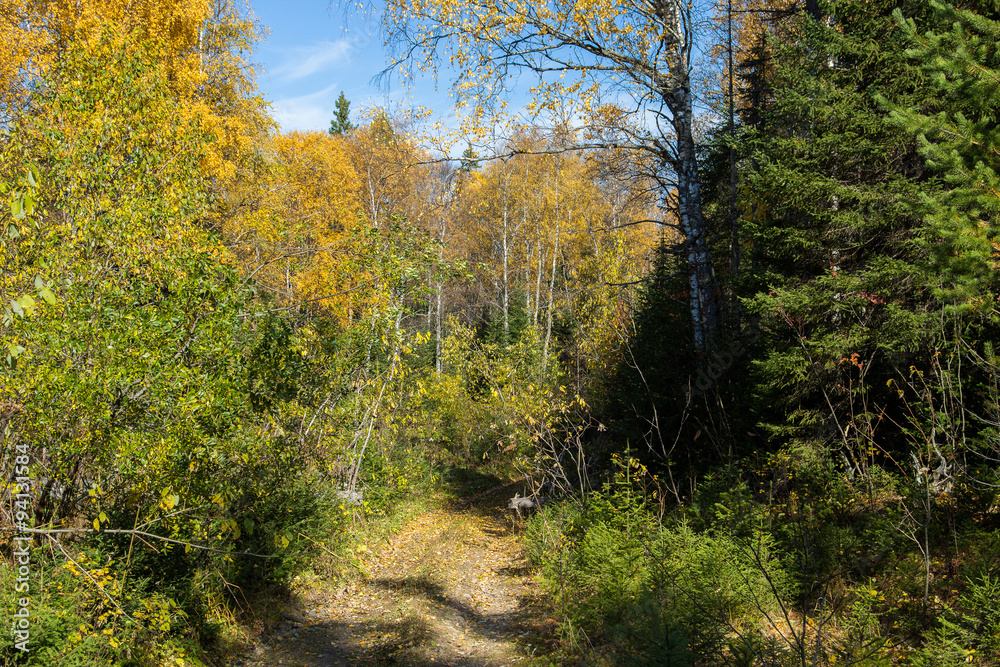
(2, 0), (1000, 664)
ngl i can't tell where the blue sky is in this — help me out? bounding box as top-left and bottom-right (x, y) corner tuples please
(247, 0), (721, 140)
(249, 0), (453, 132)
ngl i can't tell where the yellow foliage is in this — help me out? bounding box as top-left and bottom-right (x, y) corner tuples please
(342, 110), (425, 230)
(380, 0), (682, 139)
(227, 129), (424, 326)
(0, 0), (272, 221)
(449, 127), (656, 381)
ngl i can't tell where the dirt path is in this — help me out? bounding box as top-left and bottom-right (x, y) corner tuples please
(237, 491), (554, 666)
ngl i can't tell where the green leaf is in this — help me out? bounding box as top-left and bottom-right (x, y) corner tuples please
(26, 167), (37, 188)
(10, 198), (23, 220)
(160, 487), (178, 510)
(39, 287), (56, 305)
(33, 275), (43, 290)
(10, 300), (23, 318)
(99, 512), (108, 523)
(17, 295), (34, 316)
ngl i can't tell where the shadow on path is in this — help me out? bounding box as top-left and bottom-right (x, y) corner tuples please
(235, 477), (554, 667)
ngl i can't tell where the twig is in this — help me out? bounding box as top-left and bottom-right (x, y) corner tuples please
(47, 535), (139, 624)
(4, 526), (279, 559)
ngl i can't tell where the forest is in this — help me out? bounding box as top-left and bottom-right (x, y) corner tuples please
(1, 0), (999, 664)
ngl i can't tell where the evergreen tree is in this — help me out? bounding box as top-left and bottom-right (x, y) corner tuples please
(459, 145), (479, 173)
(884, 0), (1000, 489)
(733, 0), (1000, 494)
(887, 0), (1000, 306)
(329, 91), (355, 136)
(598, 243), (710, 490)
(739, 0), (937, 460)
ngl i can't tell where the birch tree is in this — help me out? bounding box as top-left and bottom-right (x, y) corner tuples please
(376, 0), (722, 349)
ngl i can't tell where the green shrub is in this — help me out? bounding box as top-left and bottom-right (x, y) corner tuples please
(911, 572), (1000, 667)
(0, 547), (200, 667)
(525, 455), (794, 664)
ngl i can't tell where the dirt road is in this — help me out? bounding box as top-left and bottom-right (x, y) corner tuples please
(238, 490), (554, 666)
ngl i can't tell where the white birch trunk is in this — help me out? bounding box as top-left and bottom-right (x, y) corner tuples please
(661, 0), (719, 351)
(501, 172), (510, 338)
(543, 213), (561, 370)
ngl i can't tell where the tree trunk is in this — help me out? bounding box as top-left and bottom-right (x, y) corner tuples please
(543, 213), (561, 370)
(524, 239), (531, 314)
(502, 179), (510, 340)
(435, 283), (443, 375)
(662, 0), (720, 351)
(728, 0), (740, 289)
(535, 241), (543, 325)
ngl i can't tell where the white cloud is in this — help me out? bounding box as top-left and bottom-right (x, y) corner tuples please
(272, 84), (433, 133)
(270, 39), (358, 82)
(272, 83), (342, 132)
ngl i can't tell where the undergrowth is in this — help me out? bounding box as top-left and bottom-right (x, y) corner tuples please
(524, 453), (1000, 666)
(0, 443), (440, 667)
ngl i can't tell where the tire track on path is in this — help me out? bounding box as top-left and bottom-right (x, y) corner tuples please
(238, 493), (553, 666)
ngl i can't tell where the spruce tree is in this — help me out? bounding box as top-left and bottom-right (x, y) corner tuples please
(887, 0), (1000, 306)
(885, 0), (1000, 490)
(739, 0), (937, 458)
(738, 0), (1000, 489)
(329, 91), (355, 136)
(459, 145), (479, 173)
